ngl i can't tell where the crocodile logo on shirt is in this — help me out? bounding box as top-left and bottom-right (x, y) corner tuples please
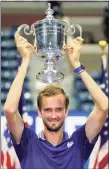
(67, 141), (74, 148)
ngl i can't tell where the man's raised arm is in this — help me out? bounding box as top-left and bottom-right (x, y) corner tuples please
(4, 32), (36, 144)
(64, 37), (108, 143)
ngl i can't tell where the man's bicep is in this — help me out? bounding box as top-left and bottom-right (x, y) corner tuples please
(6, 110), (24, 144)
(85, 105), (106, 143)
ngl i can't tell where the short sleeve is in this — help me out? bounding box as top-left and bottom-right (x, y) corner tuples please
(73, 124), (99, 162)
(10, 125), (37, 161)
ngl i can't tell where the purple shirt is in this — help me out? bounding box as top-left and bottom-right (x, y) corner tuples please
(11, 124), (98, 169)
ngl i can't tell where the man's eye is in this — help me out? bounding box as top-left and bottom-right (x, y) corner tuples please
(45, 108), (51, 112)
(56, 108), (63, 112)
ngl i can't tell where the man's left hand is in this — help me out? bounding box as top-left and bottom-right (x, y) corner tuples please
(63, 37), (84, 68)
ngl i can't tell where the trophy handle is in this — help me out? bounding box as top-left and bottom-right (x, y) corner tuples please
(16, 24), (36, 47)
(66, 24), (82, 37)
(17, 24), (35, 36)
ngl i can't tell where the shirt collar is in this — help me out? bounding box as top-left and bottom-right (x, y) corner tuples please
(38, 130), (45, 140)
(38, 130), (69, 141)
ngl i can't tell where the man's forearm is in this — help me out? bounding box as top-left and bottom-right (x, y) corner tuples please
(79, 70), (108, 112)
(4, 60), (29, 113)
(67, 37), (108, 113)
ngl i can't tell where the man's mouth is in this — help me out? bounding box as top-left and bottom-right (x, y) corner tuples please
(48, 119), (60, 122)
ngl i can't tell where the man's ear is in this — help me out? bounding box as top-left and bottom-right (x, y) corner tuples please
(37, 109), (42, 118)
(65, 109), (68, 117)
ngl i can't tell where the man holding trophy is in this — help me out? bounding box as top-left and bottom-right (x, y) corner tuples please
(4, 3), (108, 169)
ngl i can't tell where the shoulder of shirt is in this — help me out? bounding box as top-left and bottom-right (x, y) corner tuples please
(24, 125), (38, 138)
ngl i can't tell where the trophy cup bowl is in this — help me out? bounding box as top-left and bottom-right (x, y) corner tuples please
(17, 3), (82, 83)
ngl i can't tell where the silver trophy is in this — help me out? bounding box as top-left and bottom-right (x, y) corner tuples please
(17, 3), (82, 83)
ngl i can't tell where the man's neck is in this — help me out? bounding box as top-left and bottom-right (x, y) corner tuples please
(44, 129), (63, 146)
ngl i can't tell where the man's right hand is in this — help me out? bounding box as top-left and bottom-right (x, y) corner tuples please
(15, 32), (37, 62)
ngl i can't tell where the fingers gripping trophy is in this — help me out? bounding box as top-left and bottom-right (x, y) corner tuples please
(17, 3), (82, 83)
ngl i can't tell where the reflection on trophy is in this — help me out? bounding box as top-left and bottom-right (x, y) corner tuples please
(17, 3), (82, 83)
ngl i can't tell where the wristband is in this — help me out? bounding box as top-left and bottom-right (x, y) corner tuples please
(73, 64), (86, 74)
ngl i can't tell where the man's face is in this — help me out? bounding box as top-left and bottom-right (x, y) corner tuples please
(38, 94), (68, 132)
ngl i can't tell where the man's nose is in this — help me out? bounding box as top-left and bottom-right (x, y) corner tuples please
(51, 110), (57, 118)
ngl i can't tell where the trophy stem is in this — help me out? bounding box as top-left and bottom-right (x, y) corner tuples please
(44, 58), (56, 71)
(36, 57), (64, 83)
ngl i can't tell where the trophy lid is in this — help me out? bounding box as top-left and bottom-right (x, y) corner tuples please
(45, 3), (54, 20)
(33, 3), (67, 27)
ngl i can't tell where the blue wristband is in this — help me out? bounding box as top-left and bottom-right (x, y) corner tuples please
(73, 65), (86, 74)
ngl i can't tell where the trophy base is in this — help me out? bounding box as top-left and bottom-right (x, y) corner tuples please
(36, 70), (64, 83)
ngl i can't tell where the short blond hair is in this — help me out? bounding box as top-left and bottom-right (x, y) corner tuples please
(37, 85), (69, 110)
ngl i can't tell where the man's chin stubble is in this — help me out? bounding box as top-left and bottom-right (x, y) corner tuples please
(44, 121), (64, 132)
